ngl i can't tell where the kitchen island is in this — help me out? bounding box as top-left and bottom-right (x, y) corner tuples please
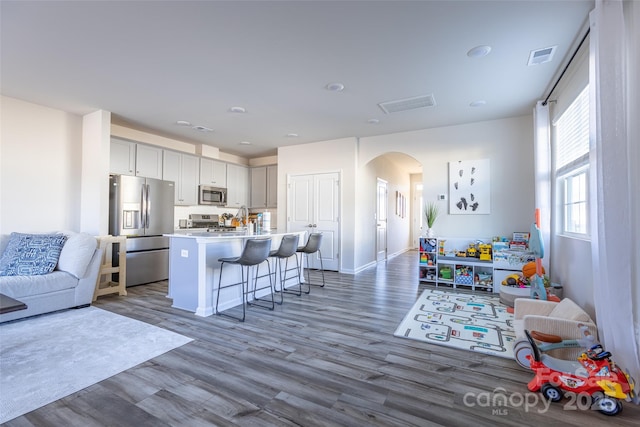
(165, 230), (307, 317)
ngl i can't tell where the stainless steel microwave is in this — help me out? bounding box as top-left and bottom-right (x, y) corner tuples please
(198, 185), (227, 206)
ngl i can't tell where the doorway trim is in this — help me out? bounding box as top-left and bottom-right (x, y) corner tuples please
(286, 171), (341, 272)
(376, 178), (388, 262)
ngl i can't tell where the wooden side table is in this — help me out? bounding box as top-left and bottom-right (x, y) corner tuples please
(93, 235), (127, 301)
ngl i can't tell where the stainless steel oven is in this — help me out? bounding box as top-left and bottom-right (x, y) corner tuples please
(198, 185), (227, 206)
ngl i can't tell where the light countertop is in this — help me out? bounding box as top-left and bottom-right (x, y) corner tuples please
(165, 229), (294, 239)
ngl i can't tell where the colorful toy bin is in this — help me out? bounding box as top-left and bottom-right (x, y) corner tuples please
(439, 266), (452, 280)
(455, 266), (473, 285)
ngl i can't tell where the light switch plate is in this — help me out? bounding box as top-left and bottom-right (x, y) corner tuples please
(181, 249), (189, 258)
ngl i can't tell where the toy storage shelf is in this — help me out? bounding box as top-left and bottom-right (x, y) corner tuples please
(418, 237), (495, 293)
(437, 257), (494, 292)
(418, 238), (438, 284)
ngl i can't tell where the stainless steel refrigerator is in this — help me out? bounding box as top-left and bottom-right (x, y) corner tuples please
(109, 174), (175, 286)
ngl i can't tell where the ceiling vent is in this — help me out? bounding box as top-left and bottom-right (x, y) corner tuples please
(528, 46), (557, 66)
(378, 94), (436, 114)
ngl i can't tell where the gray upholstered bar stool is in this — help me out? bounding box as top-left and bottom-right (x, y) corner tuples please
(268, 234), (303, 303)
(296, 232), (325, 289)
(215, 238), (273, 322)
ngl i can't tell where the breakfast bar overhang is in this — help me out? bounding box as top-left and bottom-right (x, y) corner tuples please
(165, 230), (307, 316)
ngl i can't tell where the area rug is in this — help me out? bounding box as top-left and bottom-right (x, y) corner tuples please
(0, 306), (193, 423)
(394, 288), (516, 359)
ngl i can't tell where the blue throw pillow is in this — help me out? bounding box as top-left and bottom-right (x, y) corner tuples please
(0, 233), (68, 276)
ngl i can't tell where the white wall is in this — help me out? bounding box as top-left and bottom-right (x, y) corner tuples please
(249, 155), (277, 167)
(362, 155), (413, 262)
(81, 110), (112, 235)
(552, 236), (594, 316)
(277, 138), (358, 272)
(410, 173), (424, 247)
(2, 97), (536, 278)
(111, 124), (198, 154)
(1, 96), (84, 234)
(359, 115), (535, 239)
(276, 116), (535, 273)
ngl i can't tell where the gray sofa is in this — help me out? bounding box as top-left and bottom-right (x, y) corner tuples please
(0, 232), (103, 323)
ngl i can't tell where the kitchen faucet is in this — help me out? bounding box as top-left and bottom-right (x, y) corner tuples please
(235, 205), (248, 227)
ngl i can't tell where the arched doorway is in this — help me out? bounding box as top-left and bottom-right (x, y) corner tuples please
(365, 152), (422, 261)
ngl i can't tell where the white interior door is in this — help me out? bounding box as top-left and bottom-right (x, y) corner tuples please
(289, 174), (313, 232)
(376, 179), (387, 262)
(288, 172), (340, 271)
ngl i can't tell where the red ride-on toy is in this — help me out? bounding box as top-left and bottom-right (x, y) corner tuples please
(525, 330), (638, 416)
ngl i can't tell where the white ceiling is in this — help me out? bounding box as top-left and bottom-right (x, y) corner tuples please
(1, 1), (593, 161)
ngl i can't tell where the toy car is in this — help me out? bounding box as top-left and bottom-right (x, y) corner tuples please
(524, 330), (638, 416)
(514, 324), (595, 368)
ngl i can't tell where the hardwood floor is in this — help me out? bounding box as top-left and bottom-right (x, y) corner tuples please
(6, 251), (639, 426)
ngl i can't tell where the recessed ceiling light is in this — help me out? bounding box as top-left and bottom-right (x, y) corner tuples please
(325, 82), (345, 92)
(239, 141), (251, 145)
(467, 45), (492, 58)
(229, 106), (247, 113)
(367, 118), (380, 124)
(176, 120), (191, 126)
(192, 125), (213, 132)
(286, 133), (299, 138)
(469, 100), (487, 107)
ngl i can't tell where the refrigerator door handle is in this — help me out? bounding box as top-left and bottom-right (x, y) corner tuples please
(145, 184), (151, 229)
(140, 184), (147, 229)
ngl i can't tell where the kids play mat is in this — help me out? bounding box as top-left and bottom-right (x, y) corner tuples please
(394, 288), (516, 359)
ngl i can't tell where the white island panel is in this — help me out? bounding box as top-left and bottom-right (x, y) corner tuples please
(166, 230), (307, 317)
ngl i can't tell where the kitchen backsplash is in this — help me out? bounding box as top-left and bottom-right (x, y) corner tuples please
(173, 206), (277, 229)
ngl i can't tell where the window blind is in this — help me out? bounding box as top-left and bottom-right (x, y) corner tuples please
(555, 85), (590, 173)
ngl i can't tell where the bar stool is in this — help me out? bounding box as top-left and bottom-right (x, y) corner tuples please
(215, 238), (273, 322)
(269, 234), (303, 303)
(296, 232), (325, 289)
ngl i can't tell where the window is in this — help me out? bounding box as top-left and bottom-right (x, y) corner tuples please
(554, 85), (590, 237)
(562, 166), (588, 234)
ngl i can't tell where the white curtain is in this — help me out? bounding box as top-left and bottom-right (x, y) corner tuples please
(589, 0), (640, 381)
(533, 101), (551, 272)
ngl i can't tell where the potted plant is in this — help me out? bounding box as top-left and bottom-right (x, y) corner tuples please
(424, 201), (439, 237)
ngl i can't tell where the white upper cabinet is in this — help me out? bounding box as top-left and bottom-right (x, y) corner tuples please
(250, 166), (267, 208)
(135, 144), (163, 179)
(163, 150), (199, 206)
(266, 165), (277, 208)
(226, 164), (248, 208)
(110, 138), (136, 176)
(110, 138), (162, 179)
(250, 165), (277, 208)
(199, 158), (227, 187)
